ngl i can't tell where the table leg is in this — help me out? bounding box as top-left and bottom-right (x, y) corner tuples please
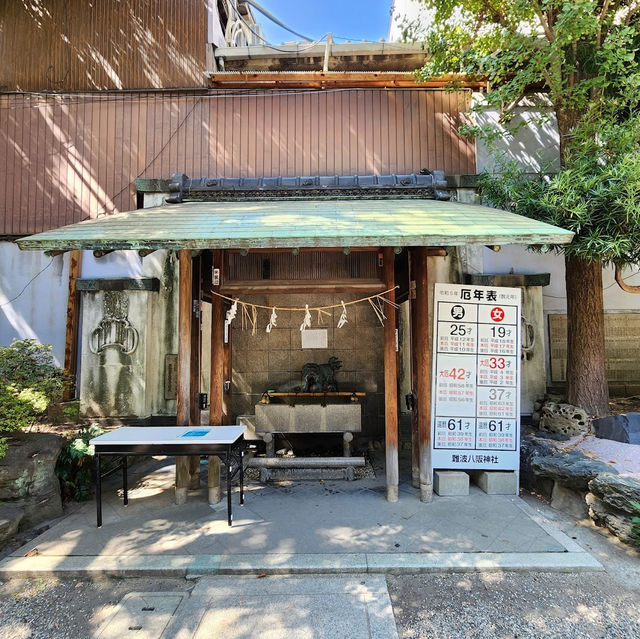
(240, 447), (244, 506)
(122, 455), (128, 506)
(96, 453), (102, 528)
(227, 448), (232, 526)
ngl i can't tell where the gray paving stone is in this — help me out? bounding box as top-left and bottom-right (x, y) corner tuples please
(219, 553), (368, 574)
(160, 575), (398, 639)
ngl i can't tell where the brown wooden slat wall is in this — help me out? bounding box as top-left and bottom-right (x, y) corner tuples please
(0, 89), (476, 236)
(0, 0), (207, 91)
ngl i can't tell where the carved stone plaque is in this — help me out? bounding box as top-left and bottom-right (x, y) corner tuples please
(164, 354), (178, 400)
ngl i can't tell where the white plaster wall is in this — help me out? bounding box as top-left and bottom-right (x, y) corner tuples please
(482, 246), (640, 313)
(81, 251), (143, 279)
(0, 241), (69, 365)
(473, 94), (560, 174)
(388, 0), (433, 41)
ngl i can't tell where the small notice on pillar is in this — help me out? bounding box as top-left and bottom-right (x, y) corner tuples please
(431, 283), (521, 472)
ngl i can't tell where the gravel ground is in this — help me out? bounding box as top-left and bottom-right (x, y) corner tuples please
(389, 493), (640, 639)
(1, 496), (639, 638)
(389, 571), (640, 639)
(0, 578), (193, 639)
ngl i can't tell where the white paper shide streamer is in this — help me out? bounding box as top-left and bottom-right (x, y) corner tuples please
(210, 287), (399, 334)
(337, 300), (348, 328)
(300, 304), (312, 331)
(225, 299), (238, 327)
(266, 306), (278, 333)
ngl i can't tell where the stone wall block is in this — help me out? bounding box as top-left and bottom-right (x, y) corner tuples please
(267, 328), (292, 351)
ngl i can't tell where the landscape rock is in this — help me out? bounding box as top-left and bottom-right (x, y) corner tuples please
(586, 492), (637, 544)
(539, 402), (589, 437)
(0, 432), (64, 529)
(534, 431), (571, 442)
(550, 483), (589, 518)
(592, 413), (640, 445)
(0, 504), (24, 548)
(588, 473), (640, 515)
(519, 436), (556, 498)
(530, 451), (618, 492)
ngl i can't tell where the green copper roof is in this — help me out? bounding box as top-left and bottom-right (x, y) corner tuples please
(17, 199), (574, 251)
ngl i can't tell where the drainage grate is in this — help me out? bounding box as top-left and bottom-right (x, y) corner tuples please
(94, 592), (185, 638)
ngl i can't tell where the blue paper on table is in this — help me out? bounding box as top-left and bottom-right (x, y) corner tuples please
(181, 429), (210, 438)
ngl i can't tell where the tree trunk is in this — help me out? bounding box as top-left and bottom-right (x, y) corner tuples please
(565, 255), (610, 416)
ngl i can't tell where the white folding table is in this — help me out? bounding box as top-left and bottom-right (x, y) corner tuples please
(90, 426), (245, 527)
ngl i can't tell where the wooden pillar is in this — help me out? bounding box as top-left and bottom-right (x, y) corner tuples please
(175, 249), (192, 505)
(383, 247), (399, 502)
(208, 249), (224, 503)
(410, 247), (433, 502)
(223, 314), (232, 424)
(188, 255), (202, 489)
(63, 250), (82, 400)
(408, 252), (420, 488)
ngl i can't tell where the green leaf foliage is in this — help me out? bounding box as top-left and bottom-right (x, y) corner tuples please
(0, 339), (72, 457)
(631, 500), (640, 547)
(402, 0), (639, 413)
(404, 0), (640, 265)
(55, 424), (106, 502)
(479, 117), (640, 264)
(411, 0), (640, 122)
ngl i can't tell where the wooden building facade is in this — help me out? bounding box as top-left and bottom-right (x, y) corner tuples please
(3, 1), (575, 504)
(0, 88), (475, 236)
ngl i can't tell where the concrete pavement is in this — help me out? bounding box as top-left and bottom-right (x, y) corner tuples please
(0, 456), (601, 578)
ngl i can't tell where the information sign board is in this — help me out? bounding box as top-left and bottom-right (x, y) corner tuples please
(431, 283), (521, 472)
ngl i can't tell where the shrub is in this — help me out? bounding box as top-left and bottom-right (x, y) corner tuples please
(631, 501), (640, 548)
(0, 339), (71, 457)
(56, 424), (106, 502)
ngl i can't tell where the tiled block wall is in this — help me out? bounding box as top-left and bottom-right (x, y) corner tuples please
(231, 294), (386, 437)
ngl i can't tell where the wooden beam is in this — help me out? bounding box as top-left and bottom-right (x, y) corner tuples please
(410, 247), (433, 502)
(63, 250), (82, 401)
(220, 281), (385, 295)
(383, 247), (399, 502)
(175, 249), (192, 505)
(226, 247), (380, 254)
(207, 71), (486, 89)
(188, 255), (202, 489)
